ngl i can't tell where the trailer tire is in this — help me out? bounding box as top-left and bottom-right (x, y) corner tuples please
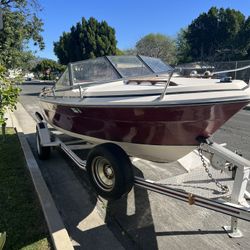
(36, 129), (51, 160)
(86, 143), (134, 200)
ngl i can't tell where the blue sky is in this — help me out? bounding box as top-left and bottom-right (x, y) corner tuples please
(35, 0), (250, 60)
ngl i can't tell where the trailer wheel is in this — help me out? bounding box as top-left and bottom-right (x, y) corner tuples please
(86, 143), (134, 200)
(36, 129), (51, 160)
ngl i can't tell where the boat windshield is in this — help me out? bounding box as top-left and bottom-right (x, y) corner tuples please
(71, 57), (119, 84)
(140, 55), (172, 73)
(107, 56), (153, 77)
(56, 55), (173, 87)
(56, 68), (69, 86)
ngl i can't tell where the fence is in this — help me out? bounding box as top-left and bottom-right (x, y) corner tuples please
(176, 60), (250, 83)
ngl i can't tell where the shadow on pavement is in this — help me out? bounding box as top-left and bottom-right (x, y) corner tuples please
(26, 135), (105, 249)
(54, 147), (126, 250)
(22, 92), (41, 96)
(42, 141), (158, 249)
(105, 166), (158, 250)
(22, 81), (54, 86)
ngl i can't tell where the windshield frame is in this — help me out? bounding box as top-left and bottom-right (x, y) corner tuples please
(56, 55), (173, 88)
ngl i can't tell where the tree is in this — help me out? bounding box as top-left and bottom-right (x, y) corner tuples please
(0, 1), (43, 140)
(115, 48), (125, 56)
(135, 33), (177, 64)
(176, 28), (192, 64)
(32, 59), (66, 80)
(0, 65), (20, 140)
(122, 48), (137, 55)
(236, 16), (250, 59)
(185, 7), (245, 62)
(54, 17), (117, 64)
(0, 0), (44, 69)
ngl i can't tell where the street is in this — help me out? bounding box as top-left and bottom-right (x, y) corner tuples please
(18, 82), (250, 250)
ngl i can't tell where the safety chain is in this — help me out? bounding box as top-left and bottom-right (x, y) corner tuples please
(198, 144), (229, 194)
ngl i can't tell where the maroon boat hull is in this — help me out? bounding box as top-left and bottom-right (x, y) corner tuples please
(40, 101), (248, 146)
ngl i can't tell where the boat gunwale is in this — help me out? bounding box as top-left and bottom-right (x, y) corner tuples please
(39, 96), (250, 108)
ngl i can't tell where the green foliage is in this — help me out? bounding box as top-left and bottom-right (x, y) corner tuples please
(54, 17), (118, 64)
(176, 28), (192, 64)
(115, 48), (124, 56)
(32, 59), (66, 80)
(236, 16), (250, 59)
(184, 7), (245, 62)
(0, 65), (21, 126)
(122, 48), (137, 55)
(135, 33), (177, 64)
(0, 0), (44, 69)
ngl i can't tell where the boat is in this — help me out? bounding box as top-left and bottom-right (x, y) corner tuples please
(39, 55), (250, 162)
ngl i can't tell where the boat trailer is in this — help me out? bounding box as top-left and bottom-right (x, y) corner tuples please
(35, 112), (250, 238)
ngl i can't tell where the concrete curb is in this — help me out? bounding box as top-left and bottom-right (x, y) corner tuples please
(6, 109), (74, 250)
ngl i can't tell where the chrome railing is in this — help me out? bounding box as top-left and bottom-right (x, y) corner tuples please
(40, 64), (250, 101)
(159, 64), (250, 100)
(40, 71), (172, 99)
(212, 64), (250, 76)
(159, 70), (175, 100)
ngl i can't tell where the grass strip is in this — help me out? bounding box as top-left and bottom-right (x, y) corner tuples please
(0, 128), (52, 249)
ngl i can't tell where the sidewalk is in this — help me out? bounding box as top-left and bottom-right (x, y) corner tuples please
(5, 108), (74, 250)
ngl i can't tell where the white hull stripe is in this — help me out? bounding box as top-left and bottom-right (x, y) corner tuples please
(48, 123), (196, 162)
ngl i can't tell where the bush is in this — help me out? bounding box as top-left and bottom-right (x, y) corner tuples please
(0, 65), (21, 140)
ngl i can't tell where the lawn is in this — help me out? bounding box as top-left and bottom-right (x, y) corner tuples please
(0, 128), (52, 249)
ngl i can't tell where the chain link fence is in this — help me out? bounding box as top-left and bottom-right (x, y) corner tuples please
(176, 60), (250, 83)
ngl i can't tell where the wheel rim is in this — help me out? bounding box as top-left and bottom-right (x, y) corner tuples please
(91, 156), (115, 191)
